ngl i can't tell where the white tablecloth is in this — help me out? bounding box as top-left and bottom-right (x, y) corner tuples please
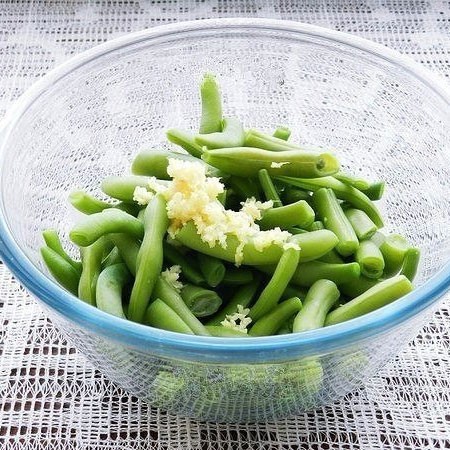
(1, 1), (449, 449)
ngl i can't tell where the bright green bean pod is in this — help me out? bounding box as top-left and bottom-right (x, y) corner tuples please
(145, 298), (194, 334)
(292, 229), (339, 262)
(197, 253), (226, 287)
(325, 275), (413, 326)
(400, 247), (420, 282)
(339, 275), (382, 298)
(180, 284), (222, 317)
(69, 190), (114, 214)
(153, 277), (210, 336)
(101, 175), (158, 202)
(102, 246), (123, 269)
(205, 326), (250, 337)
(379, 234), (410, 277)
(334, 172), (370, 190)
(355, 240), (385, 279)
(70, 209), (144, 247)
(41, 246), (80, 295)
(344, 208), (377, 240)
(293, 280), (340, 332)
(305, 221), (343, 263)
(227, 176), (260, 200)
(249, 297), (303, 336)
(361, 181), (385, 200)
(163, 243), (205, 285)
(250, 247), (300, 321)
(166, 128), (204, 158)
(273, 126), (291, 141)
(131, 149), (224, 179)
(259, 200), (315, 230)
(128, 194), (168, 323)
(313, 188), (359, 257)
(281, 284), (309, 301)
(206, 277), (261, 326)
(78, 236), (109, 305)
(281, 186), (311, 204)
(244, 129), (304, 151)
(196, 117), (245, 149)
(96, 263), (131, 319)
(258, 169), (282, 207)
(274, 175), (384, 228)
(42, 229), (82, 273)
(199, 73), (223, 134)
(221, 267), (253, 285)
(202, 147), (339, 178)
(109, 233), (140, 276)
(258, 261), (360, 287)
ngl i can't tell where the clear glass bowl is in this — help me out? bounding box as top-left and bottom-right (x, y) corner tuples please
(0, 19), (449, 423)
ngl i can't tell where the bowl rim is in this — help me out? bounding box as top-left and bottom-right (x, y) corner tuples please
(0, 18), (449, 363)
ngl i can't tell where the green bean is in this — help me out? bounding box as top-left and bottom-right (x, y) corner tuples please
(325, 275), (413, 326)
(291, 229), (339, 262)
(101, 175), (157, 202)
(313, 188), (359, 256)
(379, 234), (410, 277)
(153, 277), (210, 336)
(162, 243), (204, 285)
(199, 73), (222, 134)
(258, 261), (360, 287)
(166, 128), (204, 158)
(41, 246), (80, 295)
(78, 236), (109, 305)
(361, 181), (385, 200)
(281, 284), (309, 301)
(102, 246), (123, 268)
(249, 297), (303, 336)
(109, 233), (140, 276)
(42, 229), (82, 273)
(221, 267), (253, 285)
(344, 208), (377, 240)
(305, 221), (343, 263)
(145, 298), (194, 334)
(197, 253), (226, 287)
(180, 284), (222, 317)
(70, 209), (144, 247)
(259, 200), (315, 230)
(273, 126), (291, 141)
(339, 275), (382, 298)
(250, 247), (300, 321)
(287, 227), (308, 234)
(334, 172), (370, 190)
(196, 117), (245, 149)
(131, 149), (224, 179)
(128, 194), (168, 323)
(281, 186), (311, 204)
(355, 240), (385, 279)
(258, 169), (282, 207)
(205, 326), (250, 337)
(400, 247), (420, 282)
(206, 277), (261, 326)
(244, 129), (303, 151)
(202, 147), (340, 178)
(96, 263), (131, 319)
(293, 280), (340, 332)
(227, 176), (260, 200)
(274, 175), (384, 228)
(69, 190), (114, 214)
(116, 202), (142, 217)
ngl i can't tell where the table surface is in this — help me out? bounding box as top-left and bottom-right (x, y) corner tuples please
(0, 1), (449, 449)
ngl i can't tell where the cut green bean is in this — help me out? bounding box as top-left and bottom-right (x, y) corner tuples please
(145, 298), (194, 334)
(196, 117), (245, 149)
(362, 181), (385, 200)
(166, 128), (204, 158)
(325, 275), (413, 326)
(221, 267), (253, 285)
(258, 169), (282, 207)
(203, 147), (340, 178)
(274, 175), (384, 228)
(207, 277), (261, 326)
(379, 234), (410, 277)
(249, 297), (303, 336)
(334, 171), (370, 190)
(344, 208), (377, 240)
(281, 187), (311, 204)
(400, 247), (420, 282)
(101, 175), (157, 202)
(96, 263), (131, 319)
(102, 246), (123, 268)
(41, 246), (80, 296)
(197, 253), (226, 287)
(244, 129), (304, 151)
(339, 275), (382, 298)
(69, 190), (114, 214)
(199, 73), (222, 134)
(313, 188), (359, 256)
(42, 229), (82, 273)
(163, 243), (204, 285)
(205, 326), (250, 337)
(273, 126), (291, 141)
(180, 284), (222, 317)
(259, 200), (315, 230)
(153, 277), (210, 336)
(249, 247), (300, 321)
(109, 233), (140, 276)
(128, 194), (168, 323)
(78, 236), (109, 305)
(355, 240), (385, 279)
(305, 221), (343, 263)
(227, 176), (260, 200)
(293, 280), (340, 332)
(70, 209), (144, 247)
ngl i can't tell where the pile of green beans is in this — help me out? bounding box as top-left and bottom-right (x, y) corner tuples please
(41, 73), (420, 339)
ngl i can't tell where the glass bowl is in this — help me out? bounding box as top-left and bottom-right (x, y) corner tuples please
(0, 19), (449, 423)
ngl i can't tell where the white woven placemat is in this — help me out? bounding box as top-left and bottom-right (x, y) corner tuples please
(1, 1), (449, 448)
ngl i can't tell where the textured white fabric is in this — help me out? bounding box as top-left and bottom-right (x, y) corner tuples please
(0, 1), (449, 448)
